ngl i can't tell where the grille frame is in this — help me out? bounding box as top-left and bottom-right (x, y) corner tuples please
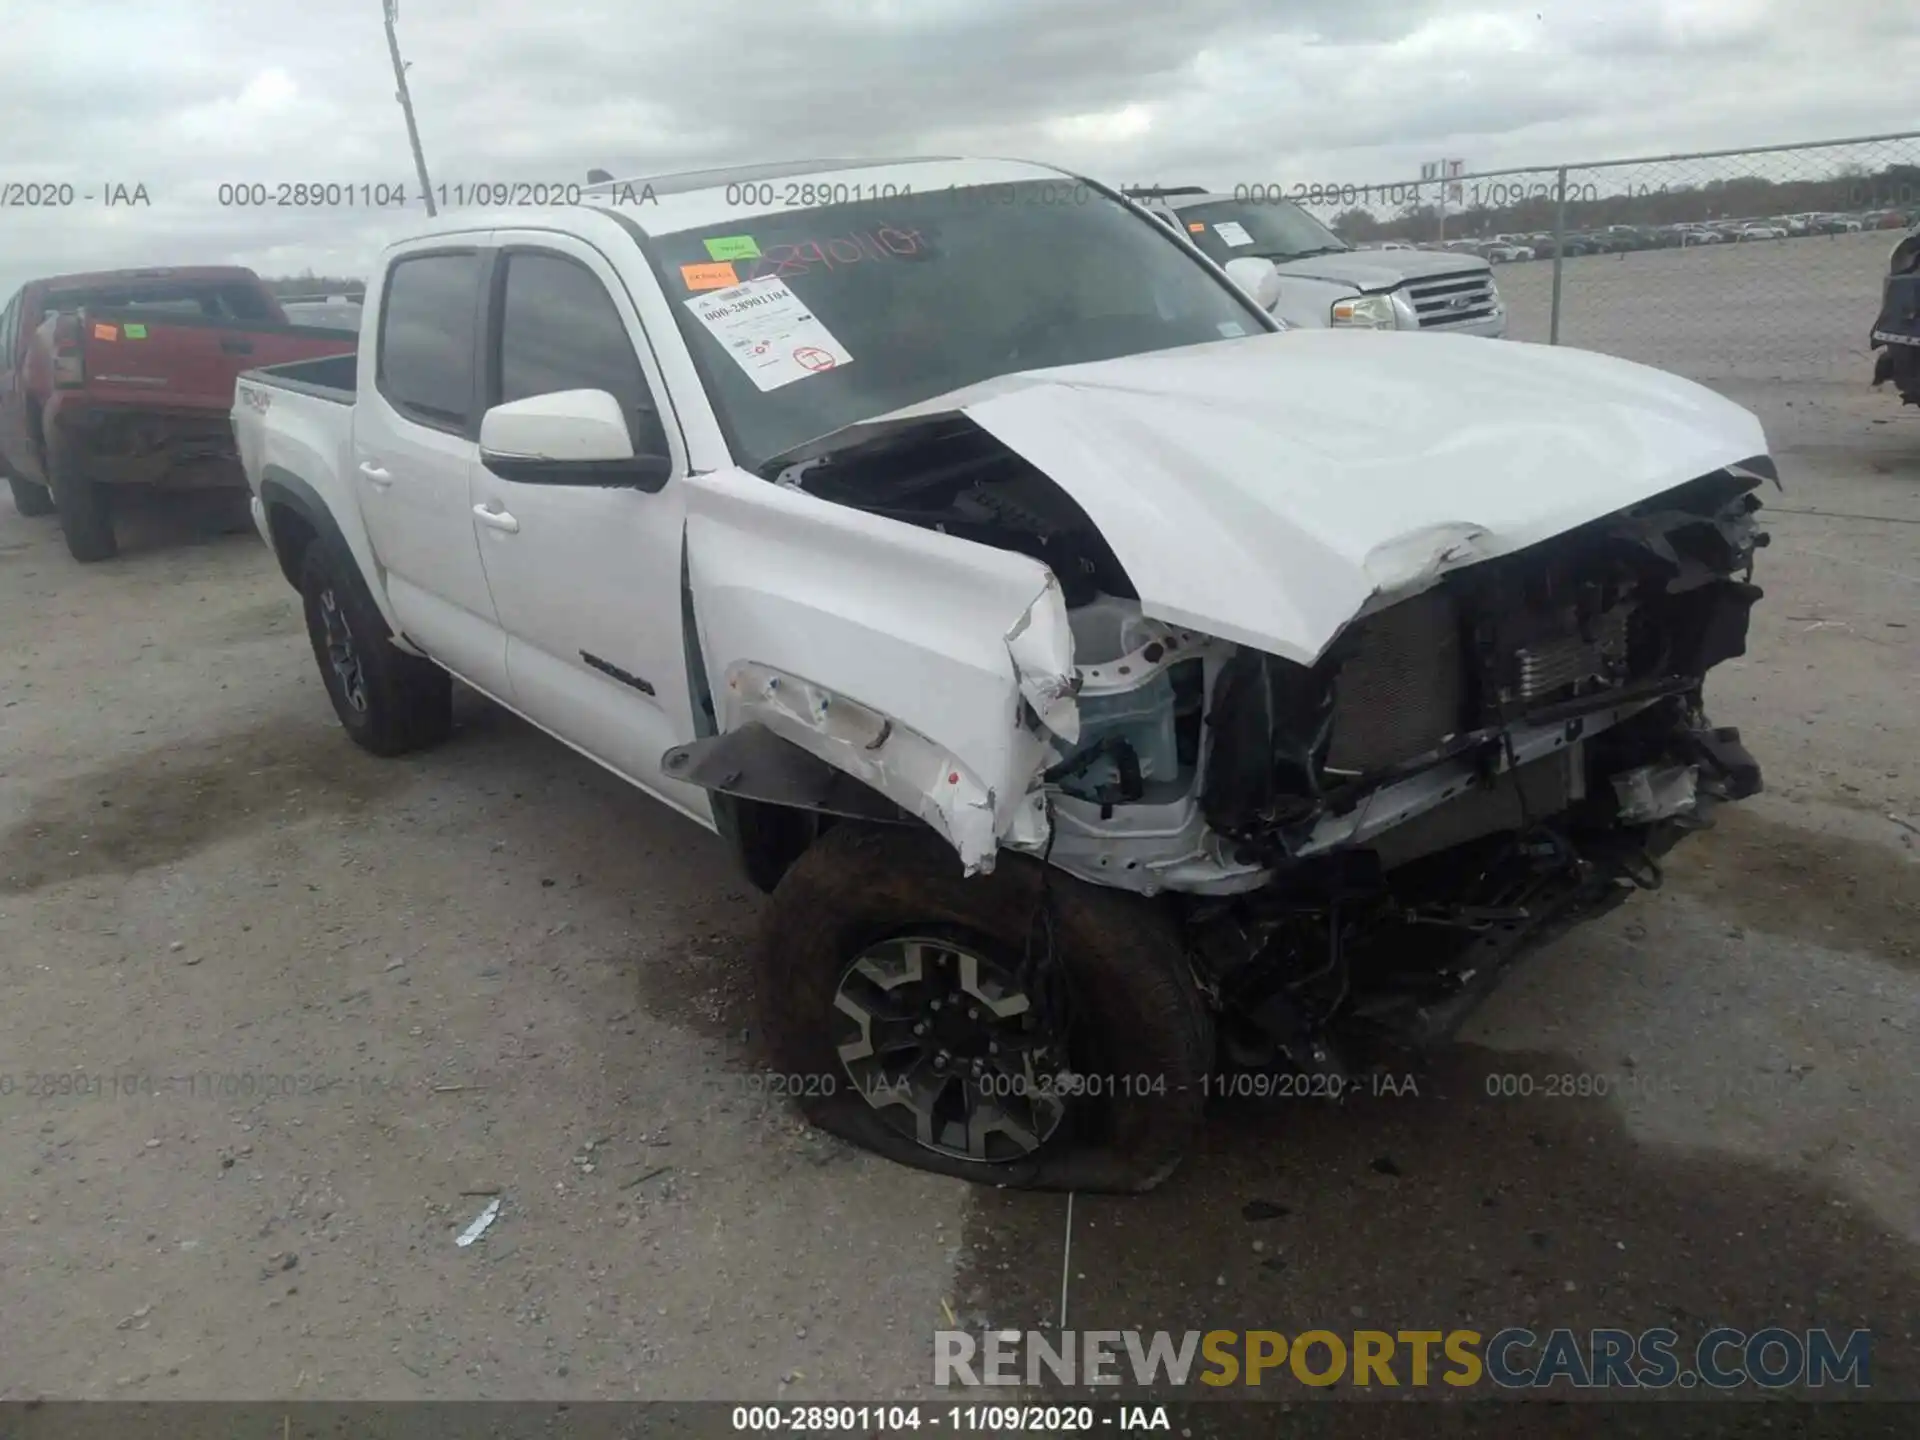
(1404, 270), (1500, 329)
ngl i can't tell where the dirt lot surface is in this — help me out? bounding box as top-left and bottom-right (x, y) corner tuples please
(1498, 229), (1906, 384)
(1, 373), (1917, 1408)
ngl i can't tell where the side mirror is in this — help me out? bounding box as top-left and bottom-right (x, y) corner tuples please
(479, 388), (671, 490)
(1222, 256), (1283, 312)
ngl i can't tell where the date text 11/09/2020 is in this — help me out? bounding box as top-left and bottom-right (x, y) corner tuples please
(212, 181), (663, 210)
(2, 182), (150, 207)
(729, 1070), (1420, 1102)
(732, 1405), (1170, 1432)
(1230, 180), (1612, 208)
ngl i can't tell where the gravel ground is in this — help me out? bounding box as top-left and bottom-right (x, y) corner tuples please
(0, 374), (1916, 1407)
(1498, 229), (1905, 382)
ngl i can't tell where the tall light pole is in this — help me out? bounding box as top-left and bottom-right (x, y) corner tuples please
(384, 0), (437, 216)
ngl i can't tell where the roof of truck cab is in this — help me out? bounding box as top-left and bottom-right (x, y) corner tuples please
(388, 156), (1084, 250)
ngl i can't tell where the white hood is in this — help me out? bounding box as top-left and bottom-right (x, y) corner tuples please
(850, 330), (1770, 666)
(1269, 247), (1490, 291)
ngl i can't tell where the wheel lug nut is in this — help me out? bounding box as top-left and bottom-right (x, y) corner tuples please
(912, 1022), (927, 1036)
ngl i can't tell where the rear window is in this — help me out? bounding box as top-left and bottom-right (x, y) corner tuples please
(43, 282), (275, 322)
(377, 252), (482, 430)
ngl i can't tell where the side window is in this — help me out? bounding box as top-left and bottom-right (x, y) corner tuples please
(495, 251), (669, 457)
(377, 252), (481, 431)
(220, 285), (274, 322)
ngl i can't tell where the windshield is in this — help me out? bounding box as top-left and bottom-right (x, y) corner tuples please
(645, 180), (1269, 469)
(1174, 198), (1350, 267)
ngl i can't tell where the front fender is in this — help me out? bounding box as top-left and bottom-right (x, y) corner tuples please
(679, 465), (1077, 873)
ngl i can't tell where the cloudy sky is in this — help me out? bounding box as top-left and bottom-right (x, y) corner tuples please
(2, 0), (1916, 297)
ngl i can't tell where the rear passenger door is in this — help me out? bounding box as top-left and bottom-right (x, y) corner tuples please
(352, 245), (511, 699)
(467, 234), (712, 822)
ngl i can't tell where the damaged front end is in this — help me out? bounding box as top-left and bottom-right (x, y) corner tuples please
(1174, 463), (1772, 1071)
(673, 390), (1773, 1077)
(739, 419), (1770, 1067)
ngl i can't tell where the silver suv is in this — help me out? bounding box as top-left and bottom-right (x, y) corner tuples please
(1128, 187), (1507, 338)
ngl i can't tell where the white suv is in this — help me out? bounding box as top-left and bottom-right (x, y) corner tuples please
(1128, 187), (1507, 337)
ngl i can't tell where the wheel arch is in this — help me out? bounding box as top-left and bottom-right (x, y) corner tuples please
(259, 464), (411, 647)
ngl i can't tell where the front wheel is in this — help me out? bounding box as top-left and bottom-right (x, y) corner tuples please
(751, 824), (1213, 1192)
(298, 536), (452, 756)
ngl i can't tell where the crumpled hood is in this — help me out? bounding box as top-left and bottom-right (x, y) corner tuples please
(1270, 247), (1490, 291)
(849, 329), (1769, 666)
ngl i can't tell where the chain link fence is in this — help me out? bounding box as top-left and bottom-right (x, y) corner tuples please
(1276, 132), (1920, 384)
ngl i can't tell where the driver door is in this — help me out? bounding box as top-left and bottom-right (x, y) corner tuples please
(467, 234), (712, 823)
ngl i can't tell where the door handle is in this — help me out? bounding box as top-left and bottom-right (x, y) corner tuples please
(473, 503), (519, 533)
(221, 338), (254, 355)
(357, 461), (392, 487)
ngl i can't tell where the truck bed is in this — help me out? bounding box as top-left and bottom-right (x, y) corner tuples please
(242, 351), (358, 403)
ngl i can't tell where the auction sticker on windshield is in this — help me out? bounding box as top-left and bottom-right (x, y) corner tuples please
(681, 261), (739, 290)
(685, 276), (853, 390)
(1212, 220), (1255, 247)
(703, 235), (762, 261)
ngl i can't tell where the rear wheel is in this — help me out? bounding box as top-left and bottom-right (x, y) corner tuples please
(6, 474), (55, 517)
(751, 823), (1213, 1192)
(297, 536), (452, 756)
(44, 431), (115, 561)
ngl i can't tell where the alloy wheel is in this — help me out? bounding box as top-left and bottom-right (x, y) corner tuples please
(831, 933), (1069, 1162)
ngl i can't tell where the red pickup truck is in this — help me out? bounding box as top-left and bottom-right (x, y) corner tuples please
(0, 266), (356, 560)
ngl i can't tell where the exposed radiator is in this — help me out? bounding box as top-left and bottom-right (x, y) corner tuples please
(1324, 590), (1469, 775)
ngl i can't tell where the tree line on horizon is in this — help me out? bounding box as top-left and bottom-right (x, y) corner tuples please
(1324, 160), (1920, 243)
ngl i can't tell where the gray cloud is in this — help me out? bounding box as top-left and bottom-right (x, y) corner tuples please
(0, 0), (1914, 297)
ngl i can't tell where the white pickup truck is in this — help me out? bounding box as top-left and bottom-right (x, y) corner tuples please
(232, 156), (1773, 1193)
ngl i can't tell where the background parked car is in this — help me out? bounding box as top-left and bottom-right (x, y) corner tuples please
(1595, 225), (1655, 252)
(1127, 188), (1507, 337)
(1739, 223), (1789, 241)
(279, 295), (363, 331)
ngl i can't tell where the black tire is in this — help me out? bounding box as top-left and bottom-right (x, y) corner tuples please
(297, 535), (452, 756)
(7, 474), (55, 517)
(44, 430), (115, 561)
(751, 823), (1213, 1192)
